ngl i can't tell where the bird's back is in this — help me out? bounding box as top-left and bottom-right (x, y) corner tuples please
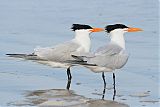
(34, 40), (81, 62)
(88, 43), (129, 70)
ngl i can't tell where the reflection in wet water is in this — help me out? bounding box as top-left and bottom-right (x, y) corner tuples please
(10, 89), (129, 107)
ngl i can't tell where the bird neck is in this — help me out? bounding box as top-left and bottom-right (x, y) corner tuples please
(74, 30), (91, 52)
(110, 31), (126, 49)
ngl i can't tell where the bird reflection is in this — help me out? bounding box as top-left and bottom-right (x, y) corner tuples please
(9, 89), (128, 107)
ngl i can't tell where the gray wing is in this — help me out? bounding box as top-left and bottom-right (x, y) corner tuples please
(34, 40), (81, 62)
(88, 43), (129, 69)
(94, 43), (122, 56)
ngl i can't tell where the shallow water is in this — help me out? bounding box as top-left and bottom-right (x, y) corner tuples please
(0, 0), (159, 107)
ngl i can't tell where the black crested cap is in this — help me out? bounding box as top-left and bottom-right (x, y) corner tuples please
(105, 24), (129, 33)
(71, 24), (93, 31)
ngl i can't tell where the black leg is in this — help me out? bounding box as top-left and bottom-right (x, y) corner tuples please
(66, 67), (72, 90)
(113, 73), (116, 100)
(102, 72), (106, 100)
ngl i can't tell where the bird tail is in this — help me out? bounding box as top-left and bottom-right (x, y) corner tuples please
(6, 53), (44, 61)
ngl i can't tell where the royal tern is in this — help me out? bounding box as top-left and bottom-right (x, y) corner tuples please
(71, 24), (142, 99)
(6, 24), (104, 90)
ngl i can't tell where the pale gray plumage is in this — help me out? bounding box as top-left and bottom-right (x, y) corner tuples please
(87, 43), (129, 70)
(6, 40), (91, 68)
(34, 41), (81, 62)
(72, 42), (129, 72)
(6, 41), (81, 62)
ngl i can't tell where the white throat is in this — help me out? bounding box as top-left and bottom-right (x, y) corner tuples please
(74, 30), (91, 52)
(110, 30), (126, 49)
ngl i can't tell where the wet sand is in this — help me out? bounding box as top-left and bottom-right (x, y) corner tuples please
(10, 89), (129, 107)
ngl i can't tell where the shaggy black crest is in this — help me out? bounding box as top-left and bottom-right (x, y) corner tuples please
(71, 24), (93, 31)
(105, 24), (129, 33)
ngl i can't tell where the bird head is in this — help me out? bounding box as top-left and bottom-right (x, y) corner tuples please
(71, 24), (104, 34)
(105, 24), (142, 34)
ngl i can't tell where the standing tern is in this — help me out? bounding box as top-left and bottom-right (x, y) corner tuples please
(71, 24), (142, 99)
(6, 24), (104, 90)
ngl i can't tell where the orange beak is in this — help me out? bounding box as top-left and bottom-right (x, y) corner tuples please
(90, 28), (104, 32)
(126, 27), (143, 32)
